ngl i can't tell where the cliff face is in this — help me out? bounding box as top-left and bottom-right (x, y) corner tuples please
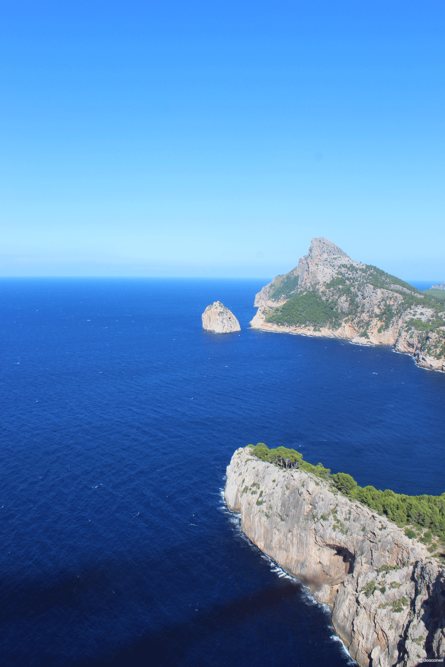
(250, 238), (445, 372)
(225, 447), (445, 667)
(202, 301), (241, 333)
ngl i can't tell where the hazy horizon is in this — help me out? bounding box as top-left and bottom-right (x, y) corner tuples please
(1, 2), (444, 280)
(0, 250), (442, 283)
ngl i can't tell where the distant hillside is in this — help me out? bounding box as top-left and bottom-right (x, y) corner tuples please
(425, 287), (445, 302)
(422, 288), (445, 301)
(251, 238), (445, 372)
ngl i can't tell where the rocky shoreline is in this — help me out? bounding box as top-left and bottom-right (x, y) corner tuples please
(225, 447), (445, 667)
(250, 310), (445, 373)
(249, 315), (445, 374)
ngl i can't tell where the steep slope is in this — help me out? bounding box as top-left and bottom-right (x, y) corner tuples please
(225, 447), (445, 667)
(251, 238), (445, 371)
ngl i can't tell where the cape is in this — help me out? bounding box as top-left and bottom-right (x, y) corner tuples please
(251, 238), (445, 371)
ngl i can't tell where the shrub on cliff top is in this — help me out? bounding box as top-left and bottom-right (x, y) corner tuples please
(248, 443), (445, 544)
(250, 443), (302, 469)
(249, 444), (330, 478)
(300, 460), (331, 480)
(334, 477), (445, 543)
(331, 473), (357, 495)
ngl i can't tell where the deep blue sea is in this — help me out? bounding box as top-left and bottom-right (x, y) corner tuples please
(1, 278), (444, 667)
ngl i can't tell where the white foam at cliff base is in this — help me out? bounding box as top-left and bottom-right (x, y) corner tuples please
(220, 481), (359, 665)
(330, 635), (358, 665)
(392, 347), (445, 372)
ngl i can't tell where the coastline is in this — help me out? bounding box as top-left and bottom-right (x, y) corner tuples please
(249, 318), (445, 373)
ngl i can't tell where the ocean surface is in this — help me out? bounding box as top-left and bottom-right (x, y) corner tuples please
(1, 278), (444, 667)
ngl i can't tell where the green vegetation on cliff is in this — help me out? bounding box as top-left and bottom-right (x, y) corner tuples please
(251, 443), (331, 479)
(363, 265), (420, 294)
(268, 273), (300, 302)
(423, 289), (445, 302)
(408, 316), (445, 332)
(248, 443), (445, 549)
(266, 290), (342, 329)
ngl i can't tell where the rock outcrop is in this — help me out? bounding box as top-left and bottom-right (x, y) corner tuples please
(432, 283), (445, 291)
(225, 447), (445, 667)
(202, 301), (241, 333)
(250, 238), (445, 372)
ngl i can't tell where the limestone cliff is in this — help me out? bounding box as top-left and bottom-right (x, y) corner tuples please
(202, 301), (241, 333)
(250, 238), (445, 372)
(225, 447), (445, 667)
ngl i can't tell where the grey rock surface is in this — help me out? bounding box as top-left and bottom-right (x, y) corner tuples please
(202, 301), (241, 333)
(225, 447), (445, 667)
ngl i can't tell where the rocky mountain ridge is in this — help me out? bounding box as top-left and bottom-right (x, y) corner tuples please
(225, 446), (445, 667)
(251, 238), (445, 372)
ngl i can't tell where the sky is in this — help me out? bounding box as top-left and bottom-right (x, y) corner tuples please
(1, 1), (444, 280)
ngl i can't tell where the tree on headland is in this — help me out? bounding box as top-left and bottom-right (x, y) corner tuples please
(331, 473), (357, 495)
(250, 443), (302, 469)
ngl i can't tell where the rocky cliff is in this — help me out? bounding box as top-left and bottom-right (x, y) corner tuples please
(250, 238), (445, 372)
(202, 301), (241, 333)
(432, 284), (445, 291)
(225, 447), (445, 667)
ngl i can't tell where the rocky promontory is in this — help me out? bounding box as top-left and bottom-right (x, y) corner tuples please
(225, 446), (445, 667)
(202, 301), (241, 333)
(250, 238), (445, 372)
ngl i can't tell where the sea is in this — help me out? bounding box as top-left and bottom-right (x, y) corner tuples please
(1, 278), (444, 667)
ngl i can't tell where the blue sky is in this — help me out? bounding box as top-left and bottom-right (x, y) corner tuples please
(1, 1), (444, 280)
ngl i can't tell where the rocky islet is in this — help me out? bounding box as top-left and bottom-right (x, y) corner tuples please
(202, 301), (241, 333)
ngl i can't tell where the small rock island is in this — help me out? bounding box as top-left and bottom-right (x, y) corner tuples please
(202, 301), (241, 333)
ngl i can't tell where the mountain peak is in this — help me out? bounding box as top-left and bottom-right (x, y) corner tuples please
(308, 237), (350, 261)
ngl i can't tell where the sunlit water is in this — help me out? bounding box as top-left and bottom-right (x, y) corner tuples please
(0, 278), (444, 666)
